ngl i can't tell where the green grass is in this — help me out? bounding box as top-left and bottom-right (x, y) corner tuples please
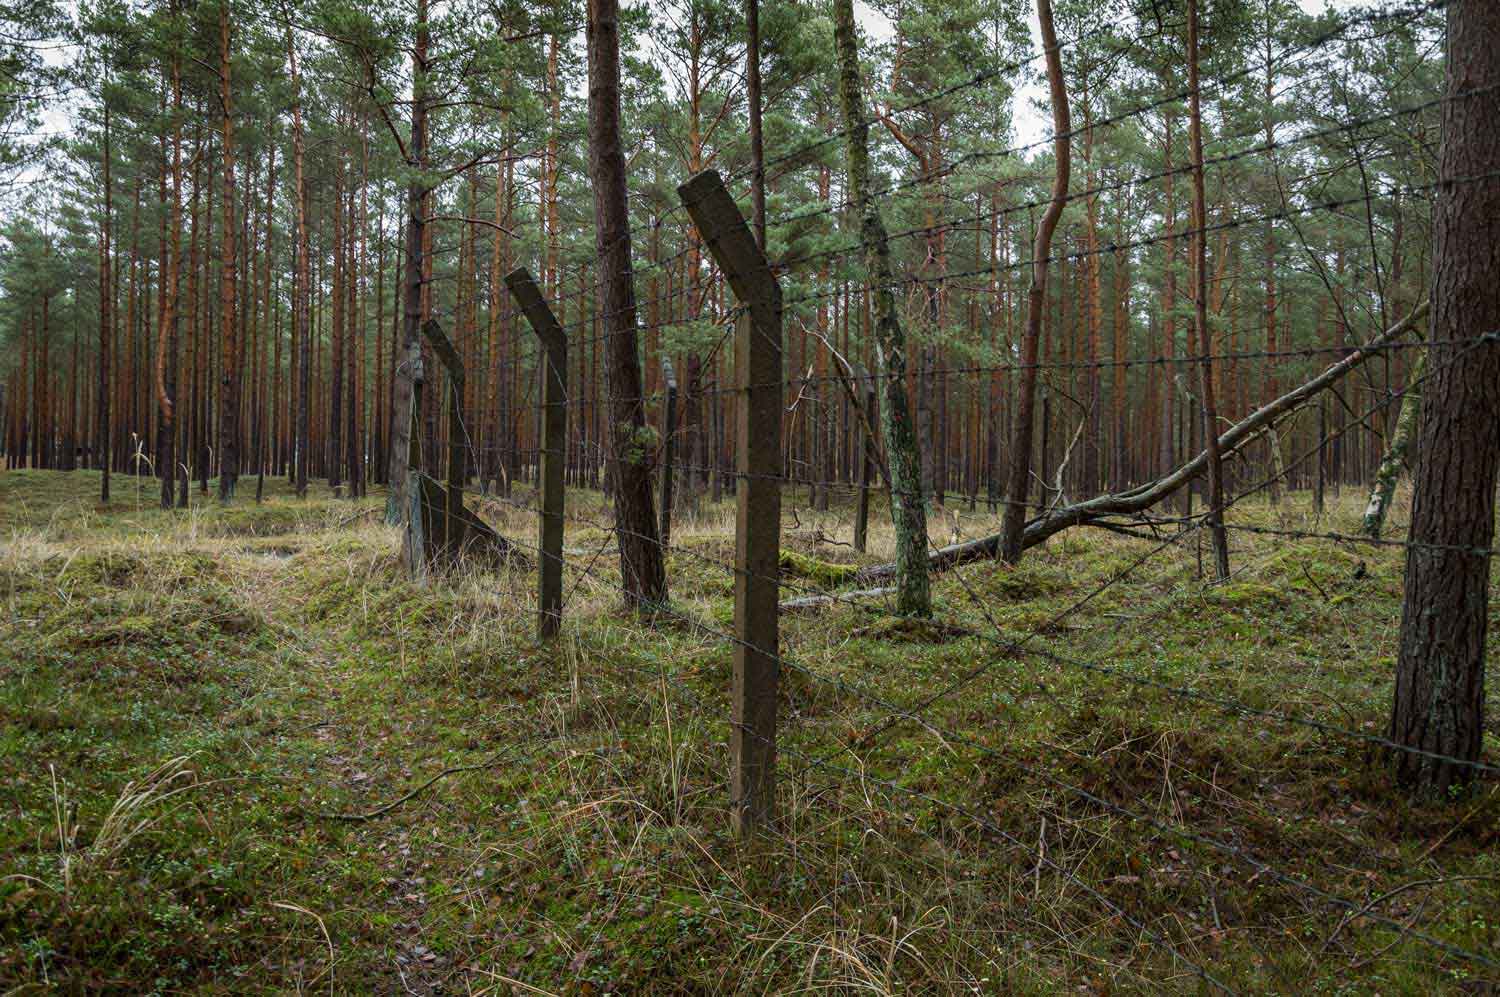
(1, 468), (1496, 993)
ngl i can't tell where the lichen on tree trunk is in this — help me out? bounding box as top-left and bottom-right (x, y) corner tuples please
(832, 0), (930, 617)
(1361, 351), (1423, 540)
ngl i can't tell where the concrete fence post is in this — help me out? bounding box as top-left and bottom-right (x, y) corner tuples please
(854, 364), (876, 554)
(678, 169), (783, 837)
(658, 358), (678, 548)
(506, 268), (568, 641)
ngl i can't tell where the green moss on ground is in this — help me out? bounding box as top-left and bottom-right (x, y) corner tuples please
(1, 470), (1496, 993)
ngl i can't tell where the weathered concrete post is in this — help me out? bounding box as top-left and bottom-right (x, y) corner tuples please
(401, 349), (428, 584)
(506, 268), (568, 641)
(853, 365), (876, 554)
(658, 358), (678, 548)
(678, 169), (783, 836)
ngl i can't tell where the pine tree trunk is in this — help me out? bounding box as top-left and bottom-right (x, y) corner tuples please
(216, 4), (238, 502)
(587, 0), (666, 609)
(284, 20), (312, 500)
(746, 0), (765, 247)
(1000, 0), (1069, 565)
(157, 54), (184, 509)
(832, 0), (930, 616)
(385, 0), (429, 521)
(1388, 0), (1500, 792)
(329, 135), (346, 494)
(1262, 23), (1281, 507)
(1187, 0), (1229, 581)
(98, 101), (113, 502)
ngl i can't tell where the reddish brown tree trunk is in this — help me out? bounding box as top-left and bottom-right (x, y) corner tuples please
(285, 17), (312, 499)
(98, 101), (113, 500)
(216, 3), (239, 501)
(1000, 0), (1069, 564)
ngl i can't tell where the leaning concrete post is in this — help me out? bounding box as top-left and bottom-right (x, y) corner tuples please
(678, 169), (783, 837)
(505, 268), (568, 641)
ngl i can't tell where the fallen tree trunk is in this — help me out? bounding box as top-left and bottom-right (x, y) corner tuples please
(854, 301), (1429, 585)
(780, 586), (897, 613)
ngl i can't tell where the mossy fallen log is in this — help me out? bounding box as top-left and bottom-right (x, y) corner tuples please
(778, 549), (861, 586)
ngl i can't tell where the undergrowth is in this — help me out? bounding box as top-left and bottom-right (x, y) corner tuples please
(1, 469), (1496, 994)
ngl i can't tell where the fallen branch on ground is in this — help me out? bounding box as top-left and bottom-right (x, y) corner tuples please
(780, 586), (897, 613)
(311, 736), (564, 822)
(853, 300), (1429, 585)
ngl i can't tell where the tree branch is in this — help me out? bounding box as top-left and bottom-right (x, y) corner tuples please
(852, 299), (1429, 585)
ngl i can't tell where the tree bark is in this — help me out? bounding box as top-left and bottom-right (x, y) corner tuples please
(1389, 0), (1500, 793)
(746, 0), (765, 248)
(1262, 14), (1281, 507)
(329, 130), (346, 495)
(385, 0), (430, 522)
(587, 0), (666, 609)
(833, 0), (930, 616)
(284, 12), (312, 499)
(157, 50), (184, 509)
(1361, 351), (1423, 539)
(1188, 0), (1230, 580)
(98, 99), (113, 502)
(1000, 0), (1070, 564)
(216, 2), (239, 502)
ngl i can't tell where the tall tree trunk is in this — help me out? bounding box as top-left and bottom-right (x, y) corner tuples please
(833, 0), (930, 616)
(1389, 0), (1500, 793)
(197, 156), (212, 494)
(587, 0), (666, 608)
(284, 15), (312, 499)
(353, 114), (368, 497)
(216, 2), (239, 502)
(1001, 0), (1070, 564)
(1161, 109), (1181, 511)
(257, 139), (277, 501)
(1111, 216), (1130, 491)
(1187, 0), (1229, 581)
(385, 0), (429, 521)
(98, 100), (113, 502)
(1262, 17), (1282, 507)
(183, 125), (202, 504)
(157, 51), (184, 509)
(746, 0), (765, 248)
(329, 131), (346, 494)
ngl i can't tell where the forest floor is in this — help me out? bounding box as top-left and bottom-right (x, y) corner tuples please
(1, 468), (1497, 994)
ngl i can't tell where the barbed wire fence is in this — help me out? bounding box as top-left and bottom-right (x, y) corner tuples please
(387, 0), (1498, 985)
